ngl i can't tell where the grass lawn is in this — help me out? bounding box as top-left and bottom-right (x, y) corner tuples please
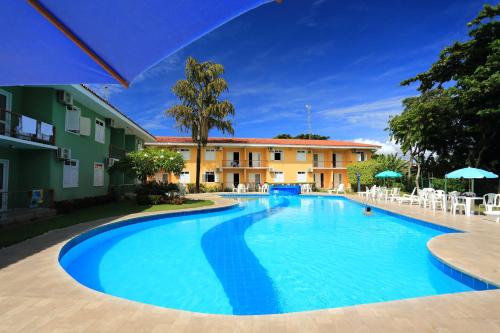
(0, 199), (213, 248)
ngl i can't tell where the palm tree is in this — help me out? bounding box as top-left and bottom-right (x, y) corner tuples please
(166, 56), (234, 193)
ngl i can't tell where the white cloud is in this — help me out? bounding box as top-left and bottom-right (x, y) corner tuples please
(353, 138), (404, 156)
(133, 52), (184, 83)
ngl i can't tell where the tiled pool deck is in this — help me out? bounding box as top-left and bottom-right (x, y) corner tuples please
(1, 193), (500, 332)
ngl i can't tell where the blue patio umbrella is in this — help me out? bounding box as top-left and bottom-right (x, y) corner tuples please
(375, 170), (402, 178)
(1, 0), (274, 87)
(445, 167), (498, 192)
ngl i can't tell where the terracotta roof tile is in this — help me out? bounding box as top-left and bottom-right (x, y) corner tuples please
(153, 136), (380, 148)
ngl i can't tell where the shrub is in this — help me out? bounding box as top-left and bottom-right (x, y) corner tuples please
(431, 178), (466, 192)
(347, 159), (383, 189)
(187, 183), (207, 193)
(54, 195), (115, 214)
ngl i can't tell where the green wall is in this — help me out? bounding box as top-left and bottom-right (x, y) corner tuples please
(0, 86), (146, 205)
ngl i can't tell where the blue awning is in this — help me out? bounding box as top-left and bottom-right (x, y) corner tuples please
(1, 0), (272, 87)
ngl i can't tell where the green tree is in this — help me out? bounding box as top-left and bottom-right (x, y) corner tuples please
(387, 90), (457, 188)
(399, 4), (500, 175)
(112, 148), (184, 183)
(273, 133), (330, 140)
(373, 154), (407, 174)
(166, 57), (235, 193)
(274, 134), (293, 139)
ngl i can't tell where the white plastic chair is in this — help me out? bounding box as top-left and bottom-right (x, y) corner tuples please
(397, 187), (419, 205)
(450, 195), (466, 215)
(481, 193), (497, 212)
(261, 184), (269, 193)
(328, 183), (345, 194)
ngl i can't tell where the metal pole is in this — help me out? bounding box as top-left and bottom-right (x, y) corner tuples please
(305, 104), (312, 140)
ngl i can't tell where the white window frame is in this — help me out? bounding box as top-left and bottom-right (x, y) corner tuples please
(178, 148), (190, 160)
(273, 171), (284, 183)
(63, 159), (79, 188)
(0, 89), (12, 137)
(179, 171), (190, 183)
(297, 171), (307, 182)
(296, 150), (307, 161)
(204, 171), (216, 183)
(94, 117), (105, 144)
(65, 106), (81, 135)
(205, 148), (216, 161)
(356, 152), (366, 162)
(93, 162), (105, 187)
(271, 150), (283, 161)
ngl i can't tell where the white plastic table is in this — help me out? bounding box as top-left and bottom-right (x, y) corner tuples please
(458, 196), (483, 216)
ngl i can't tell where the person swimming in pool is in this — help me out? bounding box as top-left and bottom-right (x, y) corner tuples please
(363, 206), (373, 216)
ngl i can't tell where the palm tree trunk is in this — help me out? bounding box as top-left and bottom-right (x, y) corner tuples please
(195, 140), (202, 193)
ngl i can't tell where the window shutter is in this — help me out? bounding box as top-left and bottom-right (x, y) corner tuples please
(95, 119), (105, 143)
(80, 117), (91, 136)
(65, 106), (81, 133)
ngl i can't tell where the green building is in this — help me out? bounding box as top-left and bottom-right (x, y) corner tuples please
(0, 85), (154, 214)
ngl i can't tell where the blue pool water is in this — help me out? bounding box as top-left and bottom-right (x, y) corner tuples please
(60, 196), (475, 315)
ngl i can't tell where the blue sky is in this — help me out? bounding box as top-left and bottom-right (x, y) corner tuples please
(96, 0), (486, 152)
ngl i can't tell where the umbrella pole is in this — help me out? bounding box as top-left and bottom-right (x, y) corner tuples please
(445, 178), (447, 194)
(472, 179), (474, 193)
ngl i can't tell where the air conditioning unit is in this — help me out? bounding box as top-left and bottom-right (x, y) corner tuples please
(105, 157), (120, 168)
(307, 168), (314, 173)
(215, 146), (223, 151)
(56, 147), (71, 160)
(268, 147), (274, 152)
(105, 118), (115, 127)
(57, 90), (73, 106)
(307, 150), (312, 154)
(268, 167), (275, 173)
(215, 167), (222, 173)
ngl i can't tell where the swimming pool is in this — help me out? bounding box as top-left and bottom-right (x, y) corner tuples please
(60, 195), (478, 315)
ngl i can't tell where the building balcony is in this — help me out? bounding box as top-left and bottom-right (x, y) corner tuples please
(222, 160), (269, 168)
(0, 109), (56, 149)
(312, 160), (351, 169)
(109, 144), (127, 159)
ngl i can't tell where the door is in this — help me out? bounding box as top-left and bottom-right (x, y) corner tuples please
(0, 89), (12, 136)
(313, 153), (324, 167)
(249, 152), (261, 167)
(333, 173), (343, 188)
(314, 172), (324, 188)
(332, 154), (337, 168)
(233, 173), (240, 187)
(0, 160), (9, 211)
(227, 152), (240, 167)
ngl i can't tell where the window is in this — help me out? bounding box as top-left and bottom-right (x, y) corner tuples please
(178, 148), (190, 160)
(296, 150), (307, 161)
(204, 172), (215, 183)
(93, 162), (104, 186)
(95, 118), (105, 143)
(205, 148), (216, 161)
(271, 150), (283, 161)
(297, 171), (306, 182)
(63, 159), (79, 188)
(65, 106), (81, 134)
(179, 171), (190, 183)
(356, 152), (366, 162)
(137, 140), (143, 151)
(273, 171), (284, 183)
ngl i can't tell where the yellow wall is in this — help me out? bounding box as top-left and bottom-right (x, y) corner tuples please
(158, 145), (374, 190)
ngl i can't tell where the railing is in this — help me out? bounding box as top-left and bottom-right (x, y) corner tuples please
(222, 160), (269, 168)
(313, 160), (351, 168)
(0, 109), (55, 145)
(109, 144), (127, 159)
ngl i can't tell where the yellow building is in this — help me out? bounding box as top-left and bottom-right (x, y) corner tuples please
(148, 137), (379, 190)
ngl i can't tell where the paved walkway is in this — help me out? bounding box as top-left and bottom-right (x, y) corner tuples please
(0, 193), (499, 332)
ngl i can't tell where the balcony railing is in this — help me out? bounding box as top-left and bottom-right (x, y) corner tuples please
(313, 160), (351, 168)
(0, 109), (55, 145)
(109, 144), (127, 159)
(222, 160), (269, 168)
